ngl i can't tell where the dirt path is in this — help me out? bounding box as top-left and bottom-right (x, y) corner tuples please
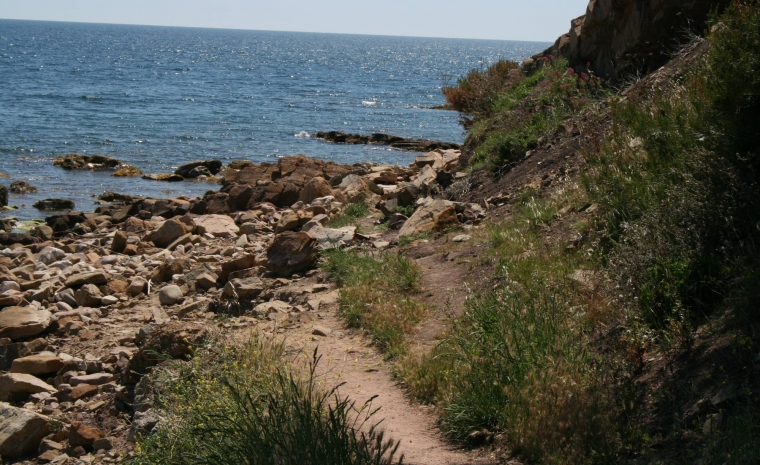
(263, 240), (500, 465)
(282, 302), (497, 465)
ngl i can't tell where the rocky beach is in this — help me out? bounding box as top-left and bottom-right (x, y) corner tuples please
(0, 144), (488, 463)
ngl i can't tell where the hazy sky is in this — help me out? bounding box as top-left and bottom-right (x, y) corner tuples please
(0, 1), (590, 41)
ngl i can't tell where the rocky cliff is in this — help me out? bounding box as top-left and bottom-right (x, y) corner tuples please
(527, 0), (730, 78)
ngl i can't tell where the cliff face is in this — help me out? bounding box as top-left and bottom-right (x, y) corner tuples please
(527, 0), (730, 79)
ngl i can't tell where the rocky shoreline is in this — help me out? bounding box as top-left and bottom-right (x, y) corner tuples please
(0, 146), (484, 464)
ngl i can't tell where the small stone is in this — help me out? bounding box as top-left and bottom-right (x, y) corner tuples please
(312, 326), (331, 337)
(158, 285), (183, 306)
(68, 421), (105, 448)
(452, 234), (471, 243)
(101, 295), (119, 306)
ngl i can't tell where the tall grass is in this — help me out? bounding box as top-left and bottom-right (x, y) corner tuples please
(129, 335), (403, 465)
(322, 249), (426, 358)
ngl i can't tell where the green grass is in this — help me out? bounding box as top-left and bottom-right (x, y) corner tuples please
(446, 58), (605, 172)
(322, 249), (427, 359)
(129, 334), (403, 465)
(329, 200), (371, 228)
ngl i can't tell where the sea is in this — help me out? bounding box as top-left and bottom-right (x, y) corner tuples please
(0, 19), (548, 220)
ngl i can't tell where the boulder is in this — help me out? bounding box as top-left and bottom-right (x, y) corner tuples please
(74, 284), (104, 308)
(158, 285), (183, 306)
(220, 254), (256, 283)
(69, 421), (105, 448)
(266, 232), (318, 277)
(65, 271), (107, 288)
(414, 151), (445, 169)
(222, 277), (265, 299)
(8, 181), (37, 194)
(112, 165), (143, 177)
(194, 214), (239, 238)
(0, 307), (51, 340)
(37, 247), (66, 266)
(274, 211), (300, 234)
(69, 373), (114, 386)
(0, 403), (50, 458)
(53, 153), (122, 170)
(299, 177), (333, 204)
(398, 199), (458, 238)
(144, 219), (189, 248)
(10, 355), (64, 375)
(0, 186), (6, 207)
(175, 160), (223, 178)
(33, 199), (75, 211)
(111, 231), (128, 253)
(0, 373), (56, 399)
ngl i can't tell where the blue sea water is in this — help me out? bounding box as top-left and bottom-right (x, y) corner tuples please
(0, 19), (548, 219)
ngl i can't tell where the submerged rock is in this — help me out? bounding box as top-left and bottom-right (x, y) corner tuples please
(33, 199), (75, 211)
(8, 181), (37, 194)
(53, 153), (122, 170)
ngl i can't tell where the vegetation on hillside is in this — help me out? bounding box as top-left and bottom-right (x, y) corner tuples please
(395, 1), (760, 463)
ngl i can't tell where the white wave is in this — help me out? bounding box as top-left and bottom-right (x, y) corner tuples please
(294, 131), (311, 138)
(362, 100), (378, 107)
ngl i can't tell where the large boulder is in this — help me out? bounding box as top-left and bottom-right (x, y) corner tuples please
(0, 373), (56, 400)
(0, 403), (50, 458)
(266, 232), (318, 277)
(10, 355), (64, 375)
(398, 199), (459, 238)
(299, 177), (333, 204)
(222, 277), (265, 299)
(0, 307), (51, 340)
(194, 214), (239, 238)
(144, 219), (189, 248)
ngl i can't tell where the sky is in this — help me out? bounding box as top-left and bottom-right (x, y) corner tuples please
(0, 0), (590, 42)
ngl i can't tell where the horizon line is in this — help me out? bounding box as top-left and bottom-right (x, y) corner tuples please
(0, 17), (555, 43)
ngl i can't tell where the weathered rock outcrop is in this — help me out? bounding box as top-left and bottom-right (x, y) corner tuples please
(315, 131), (460, 152)
(526, 0), (731, 79)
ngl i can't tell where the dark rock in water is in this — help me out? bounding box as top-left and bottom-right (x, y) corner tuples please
(266, 231), (318, 277)
(315, 131), (460, 152)
(175, 160), (223, 178)
(53, 153), (122, 170)
(142, 173), (184, 182)
(33, 199), (75, 211)
(112, 165), (143, 177)
(0, 186), (7, 207)
(8, 181), (37, 195)
(98, 191), (137, 203)
(188, 166), (212, 178)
